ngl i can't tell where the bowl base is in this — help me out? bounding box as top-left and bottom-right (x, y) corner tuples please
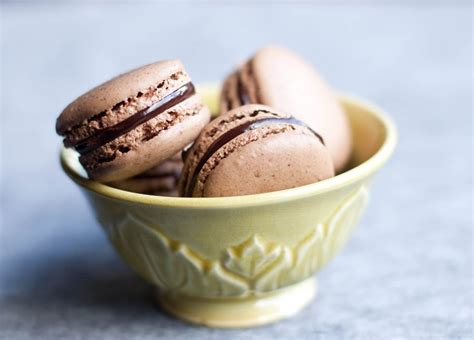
(155, 277), (317, 328)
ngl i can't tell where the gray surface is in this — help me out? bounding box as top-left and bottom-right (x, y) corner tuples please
(1, 2), (472, 340)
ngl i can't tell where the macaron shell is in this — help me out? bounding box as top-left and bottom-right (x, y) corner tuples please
(179, 104), (289, 195)
(200, 129), (334, 197)
(252, 46), (352, 172)
(61, 69), (192, 149)
(109, 153), (182, 195)
(220, 71), (240, 112)
(143, 152), (183, 176)
(219, 64), (259, 113)
(110, 176), (179, 196)
(57, 60), (186, 133)
(85, 97), (210, 182)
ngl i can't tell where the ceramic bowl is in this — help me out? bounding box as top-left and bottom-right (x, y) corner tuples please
(60, 86), (397, 328)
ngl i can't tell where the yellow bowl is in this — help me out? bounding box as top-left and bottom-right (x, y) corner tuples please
(60, 86), (397, 328)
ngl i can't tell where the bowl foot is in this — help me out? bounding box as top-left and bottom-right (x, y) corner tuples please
(155, 277), (317, 328)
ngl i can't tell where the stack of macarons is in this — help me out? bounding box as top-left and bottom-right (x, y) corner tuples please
(56, 45), (352, 197)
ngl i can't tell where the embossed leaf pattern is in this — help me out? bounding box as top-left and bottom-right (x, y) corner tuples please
(108, 213), (247, 297)
(105, 185), (368, 297)
(319, 186), (369, 267)
(223, 235), (281, 279)
(286, 224), (325, 282)
(223, 235), (293, 290)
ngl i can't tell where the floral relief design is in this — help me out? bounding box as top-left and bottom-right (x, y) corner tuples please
(223, 235), (293, 291)
(285, 224), (326, 283)
(107, 185), (369, 297)
(108, 214), (248, 297)
(319, 185), (369, 266)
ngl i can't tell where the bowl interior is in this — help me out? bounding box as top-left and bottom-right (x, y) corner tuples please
(343, 96), (389, 168)
(61, 87), (396, 207)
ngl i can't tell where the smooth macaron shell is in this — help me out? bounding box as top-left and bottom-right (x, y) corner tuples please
(57, 60), (210, 182)
(202, 129), (334, 197)
(220, 46), (352, 173)
(179, 104), (334, 197)
(180, 104), (285, 195)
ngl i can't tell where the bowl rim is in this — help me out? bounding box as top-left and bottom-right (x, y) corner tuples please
(60, 93), (397, 209)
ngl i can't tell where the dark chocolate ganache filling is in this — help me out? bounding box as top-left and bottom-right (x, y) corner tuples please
(185, 112), (324, 197)
(73, 82), (196, 155)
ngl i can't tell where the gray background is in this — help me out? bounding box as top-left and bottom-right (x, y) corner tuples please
(1, 2), (472, 339)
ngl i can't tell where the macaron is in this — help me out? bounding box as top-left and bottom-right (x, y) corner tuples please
(56, 60), (210, 182)
(109, 153), (183, 196)
(220, 45), (352, 172)
(179, 104), (335, 197)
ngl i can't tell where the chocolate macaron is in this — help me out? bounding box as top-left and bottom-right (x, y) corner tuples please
(109, 153), (183, 196)
(56, 60), (210, 182)
(220, 45), (352, 172)
(179, 104), (334, 197)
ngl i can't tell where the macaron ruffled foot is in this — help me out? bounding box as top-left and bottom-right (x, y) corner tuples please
(109, 153), (183, 196)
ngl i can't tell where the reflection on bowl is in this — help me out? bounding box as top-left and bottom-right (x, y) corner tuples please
(60, 86), (397, 328)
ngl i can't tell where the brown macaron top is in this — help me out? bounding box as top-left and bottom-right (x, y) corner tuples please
(56, 60), (185, 133)
(56, 60), (210, 182)
(179, 104), (335, 197)
(220, 45), (352, 173)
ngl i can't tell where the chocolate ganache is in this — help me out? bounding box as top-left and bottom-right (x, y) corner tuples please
(74, 82), (195, 155)
(185, 111), (324, 196)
